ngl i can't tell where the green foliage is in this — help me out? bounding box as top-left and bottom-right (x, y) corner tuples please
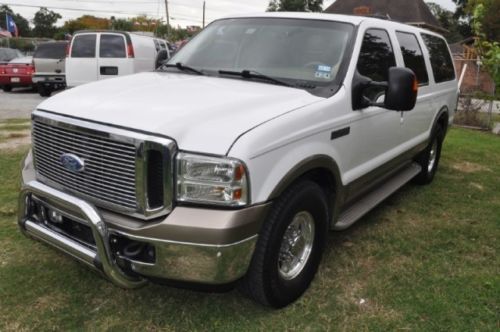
(267, 0), (323, 12)
(426, 2), (470, 42)
(32, 7), (62, 38)
(472, 2), (500, 94)
(466, 0), (500, 42)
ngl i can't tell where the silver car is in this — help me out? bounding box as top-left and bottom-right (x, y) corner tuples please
(32, 41), (68, 97)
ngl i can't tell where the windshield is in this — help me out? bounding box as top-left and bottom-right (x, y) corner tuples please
(169, 18), (354, 89)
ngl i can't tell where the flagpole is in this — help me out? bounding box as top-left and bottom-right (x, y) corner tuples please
(5, 13), (10, 48)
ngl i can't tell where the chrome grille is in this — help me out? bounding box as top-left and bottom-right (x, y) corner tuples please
(32, 119), (138, 209)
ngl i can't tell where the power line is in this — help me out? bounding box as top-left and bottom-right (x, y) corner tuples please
(2, 2), (206, 22)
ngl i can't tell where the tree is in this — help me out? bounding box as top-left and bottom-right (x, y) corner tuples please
(466, 0), (500, 42)
(0, 5), (31, 37)
(32, 7), (62, 38)
(426, 2), (469, 42)
(472, 3), (500, 93)
(267, 0), (323, 12)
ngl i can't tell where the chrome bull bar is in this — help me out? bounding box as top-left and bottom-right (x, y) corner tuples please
(18, 180), (147, 289)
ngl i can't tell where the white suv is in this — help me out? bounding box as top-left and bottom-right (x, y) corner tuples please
(19, 13), (458, 308)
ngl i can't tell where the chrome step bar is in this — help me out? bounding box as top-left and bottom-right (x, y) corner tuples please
(334, 162), (422, 231)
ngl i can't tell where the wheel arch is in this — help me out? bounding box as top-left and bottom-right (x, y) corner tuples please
(268, 155), (344, 225)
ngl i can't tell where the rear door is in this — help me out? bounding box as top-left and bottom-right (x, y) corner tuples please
(66, 33), (98, 86)
(33, 43), (66, 75)
(97, 33), (132, 80)
(394, 31), (433, 145)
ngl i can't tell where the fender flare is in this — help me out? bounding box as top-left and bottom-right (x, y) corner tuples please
(268, 154), (344, 223)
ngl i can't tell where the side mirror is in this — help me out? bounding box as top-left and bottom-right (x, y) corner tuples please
(385, 67), (418, 111)
(352, 67), (418, 111)
(155, 49), (170, 69)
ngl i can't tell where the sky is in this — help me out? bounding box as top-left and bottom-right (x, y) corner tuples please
(1, 0), (457, 28)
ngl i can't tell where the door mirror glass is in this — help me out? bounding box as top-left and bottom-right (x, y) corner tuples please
(385, 67), (418, 111)
(352, 67), (418, 111)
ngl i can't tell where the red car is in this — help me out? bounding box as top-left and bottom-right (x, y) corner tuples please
(0, 56), (35, 92)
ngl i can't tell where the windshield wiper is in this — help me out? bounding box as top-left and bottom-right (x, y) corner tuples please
(218, 69), (293, 88)
(161, 62), (205, 75)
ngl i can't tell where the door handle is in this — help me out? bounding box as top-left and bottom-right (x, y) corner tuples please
(100, 66), (118, 75)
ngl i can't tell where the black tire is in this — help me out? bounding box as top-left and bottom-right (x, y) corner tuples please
(2, 85), (12, 92)
(413, 125), (444, 185)
(240, 180), (329, 308)
(38, 85), (52, 97)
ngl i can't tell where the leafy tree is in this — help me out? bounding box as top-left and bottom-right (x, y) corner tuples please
(426, 2), (469, 42)
(32, 7), (62, 38)
(472, 3), (500, 93)
(112, 18), (134, 31)
(267, 0), (323, 12)
(62, 15), (109, 34)
(0, 5), (31, 37)
(466, 0), (500, 42)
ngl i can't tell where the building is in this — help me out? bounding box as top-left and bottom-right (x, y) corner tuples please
(324, 0), (446, 33)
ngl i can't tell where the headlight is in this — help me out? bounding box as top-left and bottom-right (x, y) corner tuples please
(176, 152), (249, 206)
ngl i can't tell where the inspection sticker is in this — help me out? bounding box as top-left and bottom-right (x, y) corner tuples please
(315, 65), (332, 79)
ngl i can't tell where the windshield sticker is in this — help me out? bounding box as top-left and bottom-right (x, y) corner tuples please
(315, 65), (332, 79)
(245, 28), (256, 34)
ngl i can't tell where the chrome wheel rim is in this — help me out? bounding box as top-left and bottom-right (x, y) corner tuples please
(428, 139), (438, 173)
(278, 211), (315, 280)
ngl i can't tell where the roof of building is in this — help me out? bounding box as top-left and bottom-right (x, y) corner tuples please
(324, 0), (446, 33)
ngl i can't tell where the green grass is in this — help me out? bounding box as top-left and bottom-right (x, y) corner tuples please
(1, 128), (499, 331)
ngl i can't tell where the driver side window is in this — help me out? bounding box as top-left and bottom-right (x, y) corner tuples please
(357, 29), (396, 102)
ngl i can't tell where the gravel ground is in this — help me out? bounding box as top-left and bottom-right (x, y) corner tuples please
(0, 88), (47, 120)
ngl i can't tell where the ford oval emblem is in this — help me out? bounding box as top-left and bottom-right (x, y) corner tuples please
(60, 153), (85, 173)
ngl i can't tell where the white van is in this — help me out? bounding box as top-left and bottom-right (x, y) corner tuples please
(65, 31), (169, 87)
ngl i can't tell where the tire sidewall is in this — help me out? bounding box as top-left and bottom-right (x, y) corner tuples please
(264, 182), (328, 307)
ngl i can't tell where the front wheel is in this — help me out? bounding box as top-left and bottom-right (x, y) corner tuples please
(414, 126), (444, 185)
(240, 180), (329, 308)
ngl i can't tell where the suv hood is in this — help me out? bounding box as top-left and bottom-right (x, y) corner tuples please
(37, 72), (322, 155)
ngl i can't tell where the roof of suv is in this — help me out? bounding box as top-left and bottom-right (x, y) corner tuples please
(217, 12), (444, 38)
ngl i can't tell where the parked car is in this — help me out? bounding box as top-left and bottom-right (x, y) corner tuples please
(65, 31), (170, 87)
(0, 47), (23, 64)
(32, 41), (68, 97)
(19, 13), (458, 308)
(0, 56), (34, 91)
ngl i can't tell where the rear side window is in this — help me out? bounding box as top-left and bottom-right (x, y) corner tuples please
(421, 34), (455, 83)
(99, 34), (126, 58)
(34, 43), (66, 59)
(71, 35), (96, 58)
(396, 32), (429, 85)
(357, 29), (397, 82)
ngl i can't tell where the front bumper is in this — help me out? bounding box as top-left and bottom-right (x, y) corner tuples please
(19, 154), (268, 287)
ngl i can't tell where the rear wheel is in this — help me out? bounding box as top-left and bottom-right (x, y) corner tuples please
(414, 125), (444, 185)
(240, 180), (329, 308)
(2, 85), (12, 92)
(38, 85), (52, 97)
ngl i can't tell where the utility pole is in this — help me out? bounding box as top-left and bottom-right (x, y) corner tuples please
(164, 0), (170, 37)
(202, 1), (206, 28)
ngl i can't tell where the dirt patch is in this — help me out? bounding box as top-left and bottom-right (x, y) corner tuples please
(469, 182), (485, 191)
(0, 130), (31, 151)
(452, 161), (491, 173)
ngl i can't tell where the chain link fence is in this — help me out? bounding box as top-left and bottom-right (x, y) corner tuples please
(454, 58), (498, 130)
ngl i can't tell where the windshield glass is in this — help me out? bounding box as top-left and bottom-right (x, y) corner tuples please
(169, 18), (354, 86)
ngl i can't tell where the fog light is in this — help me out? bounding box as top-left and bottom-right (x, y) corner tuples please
(24, 195), (32, 217)
(48, 209), (63, 224)
(39, 206), (48, 224)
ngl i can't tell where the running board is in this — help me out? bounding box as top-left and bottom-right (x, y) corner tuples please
(333, 163), (422, 231)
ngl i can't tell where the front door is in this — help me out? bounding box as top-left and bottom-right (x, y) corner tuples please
(343, 28), (402, 193)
